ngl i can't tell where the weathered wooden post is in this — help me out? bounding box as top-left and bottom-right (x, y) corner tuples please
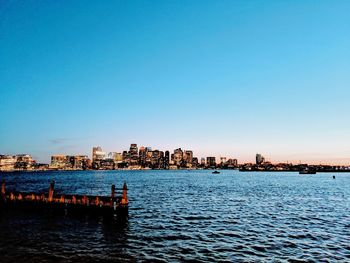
(95, 196), (100, 206)
(1, 180), (5, 200)
(48, 180), (55, 202)
(110, 184), (115, 207)
(82, 195), (87, 205)
(121, 182), (128, 206)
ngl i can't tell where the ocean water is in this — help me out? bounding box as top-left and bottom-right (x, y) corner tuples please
(0, 170), (349, 262)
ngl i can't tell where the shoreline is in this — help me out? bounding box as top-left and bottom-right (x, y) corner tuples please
(1, 169), (350, 173)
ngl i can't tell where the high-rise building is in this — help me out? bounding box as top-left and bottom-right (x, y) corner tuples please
(92, 146), (105, 162)
(206, 157), (216, 168)
(129, 144), (138, 165)
(256, 154), (265, 165)
(145, 147), (152, 167)
(151, 150), (164, 168)
(192, 157), (198, 168)
(184, 150), (193, 166)
(163, 151), (170, 169)
(114, 153), (123, 163)
(173, 148), (183, 166)
(220, 157), (227, 164)
(139, 146), (146, 167)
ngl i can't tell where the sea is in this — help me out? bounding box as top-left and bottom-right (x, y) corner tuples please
(0, 170), (349, 262)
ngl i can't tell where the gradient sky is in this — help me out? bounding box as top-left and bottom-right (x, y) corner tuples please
(1, 1), (350, 164)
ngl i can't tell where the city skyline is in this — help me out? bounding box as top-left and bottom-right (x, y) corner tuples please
(1, 142), (350, 166)
(2, 144), (350, 173)
(1, 1), (350, 165)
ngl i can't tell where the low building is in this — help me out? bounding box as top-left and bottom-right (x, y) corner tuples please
(15, 154), (35, 170)
(0, 155), (16, 171)
(50, 155), (68, 169)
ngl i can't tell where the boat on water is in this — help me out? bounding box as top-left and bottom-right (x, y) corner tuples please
(299, 168), (316, 174)
(212, 171), (220, 174)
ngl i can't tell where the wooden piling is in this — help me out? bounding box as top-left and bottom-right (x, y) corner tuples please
(121, 182), (128, 206)
(1, 180), (5, 200)
(110, 185), (115, 207)
(48, 180), (55, 202)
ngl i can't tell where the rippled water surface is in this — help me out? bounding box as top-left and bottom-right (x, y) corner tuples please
(0, 170), (349, 262)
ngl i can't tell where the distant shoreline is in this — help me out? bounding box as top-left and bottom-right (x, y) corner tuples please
(1, 169), (350, 173)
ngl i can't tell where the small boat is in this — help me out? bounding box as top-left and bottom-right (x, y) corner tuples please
(299, 168), (316, 174)
(212, 171), (220, 174)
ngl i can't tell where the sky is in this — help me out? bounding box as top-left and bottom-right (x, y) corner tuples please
(0, 0), (350, 164)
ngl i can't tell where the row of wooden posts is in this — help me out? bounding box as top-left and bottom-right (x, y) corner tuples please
(1, 180), (128, 208)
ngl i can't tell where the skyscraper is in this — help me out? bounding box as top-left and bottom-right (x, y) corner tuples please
(206, 157), (216, 168)
(164, 151), (170, 169)
(92, 146), (105, 162)
(220, 157), (227, 164)
(129, 144), (138, 166)
(184, 151), (193, 167)
(256, 154), (265, 165)
(173, 148), (183, 166)
(139, 146), (146, 167)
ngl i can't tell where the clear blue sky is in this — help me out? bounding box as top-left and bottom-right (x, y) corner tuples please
(1, 1), (349, 164)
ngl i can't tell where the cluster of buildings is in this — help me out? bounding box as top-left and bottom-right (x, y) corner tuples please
(50, 155), (90, 170)
(0, 154), (47, 171)
(239, 154), (350, 172)
(74, 144), (238, 170)
(49, 144), (238, 170)
(2, 149), (350, 172)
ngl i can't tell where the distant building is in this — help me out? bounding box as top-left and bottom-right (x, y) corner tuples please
(122, 151), (129, 163)
(256, 154), (265, 165)
(100, 158), (115, 170)
(50, 155), (67, 169)
(107, 152), (122, 163)
(163, 151), (170, 169)
(92, 146), (106, 169)
(184, 151), (193, 167)
(139, 146), (146, 167)
(220, 157), (227, 164)
(173, 148), (183, 166)
(145, 147), (152, 167)
(114, 153), (123, 163)
(72, 155), (89, 170)
(192, 157), (198, 168)
(15, 154), (35, 170)
(92, 146), (105, 162)
(206, 157), (216, 168)
(0, 155), (16, 171)
(227, 158), (238, 167)
(129, 144), (138, 165)
(151, 150), (163, 168)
